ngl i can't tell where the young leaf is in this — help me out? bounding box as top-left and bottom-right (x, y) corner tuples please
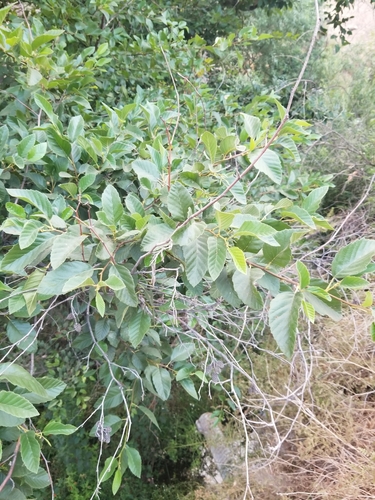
(215, 211), (235, 230)
(19, 220), (42, 250)
(43, 421), (77, 436)
(371, 323), (375, 342)
(331, 239), (375, 278)
(184, 233), (208, 287)
(302, 300), (315, 323)
(234, 220), (279, 246)
(102, 185), (123, 225)
(302, 186), (329, 214)
(207, 236), (226, 281)
(112, 468), (122, 495)
(242, 114), (261, 140)
(269, 292), (302, 358)
(201, 131), (217, 163)
(228, 246), (247, 274)
(128, 311), (151, 348)
(340, 277), (370, 289)
(138, 406), (160, 430)
(296, 261), (310, 289)
(125, 446), (142, 478)
(0, 391), (39, 418)
(17, 135), (36, 158)
(95, 292), (106, 317)
(20, 431), (40, 474)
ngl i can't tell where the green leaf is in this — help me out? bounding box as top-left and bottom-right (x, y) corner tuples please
(132, 159), (160, 181)
(125, 193), (145, 216)
(1, 235), (54, 274)
(269, 292), (302, 358)
(0, 363), (48, 398)
(152, 367), (171, 401)
(207, 236), (226, 281)
(95, 292), (105, 317)
(302, 300), (315, 323)
(17, 135), (36, 158)
(19, 220), (41, 250)
(303, 291), (342, 321)
(31, 29), (64, 50)
(184, 233), (208, 287)
(228, 246), (247, 274)
(78, 174), (96, 193)
(43, 421), (77, 436)
(242, 114), (261, 139)
(7, 320), (37, 353)
(282, 206), (315, 228)
(50, 232), (87, 269)
(141, 223), (174, 252)
(46, 128), (71, 157)
(21, 377), (67, 404)
(179, 378), (199, 399)
(0, 391), (39, 418)
(296, 261), (310, 289)
(100, 457), (118, 482)
(0, 4), (12, 24)
(213, 268), (241, 307)
(105, 275), (125, 291)
(20, 431), (40, 474)
(332, 239), (375, 278)
(27, 68), (43, 86)
(34, 94), (57, 123)
(302, 186), (329, 213)
(340, 277), (370, 289)
(27, 143), (47, 162)
(38, 262), (93, 296)
(23, 468), (50, 489)
(371, 323), (375, 342)
(138, 406), (160, 430)
(102, 185), (123, 225)
(171, 343), (195, 362)
(109, 265), (138, 307)
(7, 189), (53, 218)
(126, 446), (142, 478)
(251, 149), (282, 184)
(232, 268), (264, 310)
(128, 311), (151, 348)
(68, 115), (84, 142)
(112, 468), (122, 495)
(61, 268), (94, 293)
(234, 220), (279, 246)
(201, 131), (217, 163)
(0, 125), (9, 152)
(167, 182), (194, 221)
(215, 211), (234, 230)
(0, 410), (24, 427)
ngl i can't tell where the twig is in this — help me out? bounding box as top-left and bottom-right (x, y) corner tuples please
(0, 437), (21, 493)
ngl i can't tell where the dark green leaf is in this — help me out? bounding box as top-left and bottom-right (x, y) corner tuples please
(269, 292), (302, 358)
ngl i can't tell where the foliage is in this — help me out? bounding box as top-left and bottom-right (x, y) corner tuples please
(0, 1), (374, 498)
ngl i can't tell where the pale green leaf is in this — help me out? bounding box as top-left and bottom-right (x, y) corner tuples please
(17, 135), (35, 158)
(215, 211), (234, 230)
(43, 421), (77, 436)
(201, 131), (217, 163)
(20, 431), (40, 474)
(0, 391), (39, 418)
(296, 261), (310, 289)
(27, 143), (47, 162)
(128, 311), (151, 348)
(171, 343), (195, 362)
(19, 220), (42, 250)
(7, 320), (37, 354)
(21, 377), (67, 404)
(7, 189), (53, 218)
(213, 268), (241, 307)
(126, 446), (142, 478)
(269, 292), (302, 358)
(332, 239), (375, 278)
(132, 159), (160, 181)
(78, 174), (96, 193)
(68, 115), (84, 142)
(109, 265), (138, 307)
(179, 378), (199, 399)
(303, 291), (342, 321)
(228, 246), (247, 274)
(138, 406), (160, 429)
(105, 275), (125, 290)
(302, 186), (329, 214)
(302, 300), (315, 323)
(95, 292), (105, 317)
(27, 68), (43, 86)
(152, 367), (171, 401)
(50, 232), (86, 269)
(184, 233), (208, 287)
(46, 127), (71, 157)
(38, 262), (93, 296)
(0, 363), (48, 398)
(234, 220), (279, 246)
(141, 223), (174, 252)
(0, 4), (13, 24)
(31, 29), (64, 50)
(242, 114), (261, 139)
(34, 94), (57, 123)
(251, 149), (282, 184)
(167, 182), (194, 221)
(100, 457), (118, 482)
(0, 410), (25, 427)
(102, 185), (123, 225)
(232, 268), (264, 309)
(23, 468), (50, 489)
(207, 236), (226, 281)
(61, 268), (94, 293)
(340, 277), (370, 289)
(112, 468), (122, 495)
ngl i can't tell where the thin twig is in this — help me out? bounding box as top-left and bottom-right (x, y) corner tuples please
(0, 437), (21, 493)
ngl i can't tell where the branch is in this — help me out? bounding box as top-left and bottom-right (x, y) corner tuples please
(0, 437), (21, 493)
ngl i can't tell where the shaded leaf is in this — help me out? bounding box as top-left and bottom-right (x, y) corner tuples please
(126, 446), (142, 478)
(201, 131), (217, 163)
(207, 236), (226, 281)
(184, 233), (208, 287)
(269, 292), (302, 358)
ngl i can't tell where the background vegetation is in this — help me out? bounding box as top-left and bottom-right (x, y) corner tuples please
(0, 0), (374, 499)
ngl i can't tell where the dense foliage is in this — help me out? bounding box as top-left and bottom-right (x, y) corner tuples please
(0, 1), (374, 498)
